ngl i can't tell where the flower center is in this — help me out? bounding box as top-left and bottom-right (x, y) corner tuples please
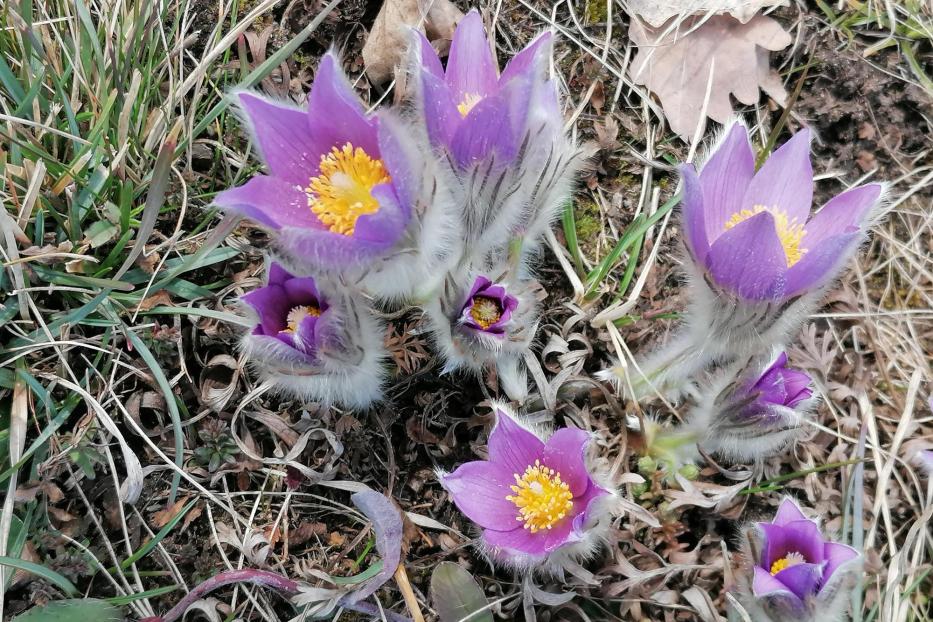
(283, 304), (321, 333)
(724, 205), (807, 267)
(457, 93), (483, 117)
(505, 460), (574, 533)
(770, 551), (807, 575)
(469, 296), (503, 329)
(305, 143), (390, 236)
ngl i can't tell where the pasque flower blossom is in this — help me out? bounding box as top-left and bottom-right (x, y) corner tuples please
(407, 10), (585, 260)
(459, 276), (519, 337)
(735, 498), (861, 622)
(681, 122), (884, 301)
(239, 262), (386, 408)
(217, 53), (458, 299)
(617, 120), (885, 399)
(689, 352), (817, 462)
(439, 408), (613, 572)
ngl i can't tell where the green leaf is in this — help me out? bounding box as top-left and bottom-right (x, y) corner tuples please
(0, 557), (78, 596)
(430, 562), (492, 622)
(12, 599), (122, 622)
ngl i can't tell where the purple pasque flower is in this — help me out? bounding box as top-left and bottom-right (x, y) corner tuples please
(459, 276), (519, 338)
(215, 53), (418, 268)
(746, 352), (813, 412)
(749, 498), (860, 615)
(412, 9), (557, 169)
(681, 122), (884, 301)
(242, 262), (329, 360)
(440, 409), (610, 566)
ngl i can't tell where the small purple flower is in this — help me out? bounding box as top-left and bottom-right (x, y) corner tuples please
(440, 409), (610, 566)
(216, 53), (418, 268)
(681, 122), (884, 300)
(746, 352), (813, 413)
(751, 498), (860, 610)
(459, 276), (519, 337)
(412, 10), (558, 168)
(242, 263), (328, 361)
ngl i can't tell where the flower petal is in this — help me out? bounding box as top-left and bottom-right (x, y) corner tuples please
(822, 541), (859, 585)
(293, 312), (321, 353)
(760, 519), (825, 569)
(573, 480), (611, 530)
(235, 92), (322, 185)
(773, 562), (824, 600)
(377, 116), (418, 220)
(419, 70), (460, 148)
(542, 428), (591, 496)
(679, 163), (709, 263)
(282, 276), (322, 308)
(500, 31), (551, 84)
(446, 10), (498, 101)
(784, 232), (858, 297)
(242, 283), (289, 336)
(484, 516), (577, 556)
(440, 461), (520, 531)
(743, 128), (813, 226)
(449, 93), (518, 167)
(752, 566), (798, 599)
(772, 497), (808, 526)
(487, 410), (544, 477)
(699, 122), (756, 239)
(413, 30), (445, 79)
(306, 53), (380, 158)
(705, 210), (787, 300)
(802, 183), (882, 246)
(215, 175), (321, 230)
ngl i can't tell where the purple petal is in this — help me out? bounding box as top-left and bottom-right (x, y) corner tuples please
(484, 516), (577, 556)
(267, 262), (294, 286)
(292, 312), (321, 353)
(487, 410), (544, 477)
(468, 276), (493, 299)
(699, 122), (756, 240)
(446, 10), (498, 101)
(214, 175), (320, 230)
(706, 211), (787, 300)
(441, 461), (521, 531)
(500, 31), (551, 84)
(773, 562), (824, 600)
(742, 128), (814, 226)
(822, 542), (859, 585)
(802, 183), (882, 246)
(377, 118), (417, 220)
(419, 70), (460, 148)
(414, 30), (445, 79)
(235, 92), (322, 185)
(573, 480), (611, 530)
(752, 566), (798, 599)
(772, 497), (808, 526)
(449, 93), (516, 168)
(282, 276), (322, 308)
(679, 164), (709, 262)
(784, 232), (858, 297)
(344, 491), (403, 605)
(242, 284), (290, 335)
(760, 520), (825, 569)
(541, 428), (591, 496)
(306, 54), (380, 158)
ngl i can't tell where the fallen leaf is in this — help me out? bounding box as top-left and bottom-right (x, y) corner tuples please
(137, 290), (173, 312)
(627, 0), (787, 28)
(151, 495), (190, 529)
(362, 0), (464, 84)
(629, 15), (791, 139)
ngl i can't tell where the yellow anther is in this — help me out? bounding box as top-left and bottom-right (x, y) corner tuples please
(283, 305), (321, 333)
(306, 143), (390, 236)
(770, 551), (806, 575)
(505, 460), (574, 533)
(469, 296), (503, 329)
(457, 93), (484, 117)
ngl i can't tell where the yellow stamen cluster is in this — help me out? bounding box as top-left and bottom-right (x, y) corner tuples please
(469, 296), (503, 329)
(505, 460), (574, 533)
(770, 551), (806, 575)
(724, 205), (807, 267)
(306, 143), (390, 236)
(283, 305), (321, 333)
(457, 93), (484, 117)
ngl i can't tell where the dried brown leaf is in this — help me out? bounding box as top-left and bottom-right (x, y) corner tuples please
(629, 15), (791, 139)
(362, 0), (463, 84)
(627, 0), (787, 28)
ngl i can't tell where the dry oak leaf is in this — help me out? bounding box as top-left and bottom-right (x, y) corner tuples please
(626, 0), (787, 28)
(629, 14), (791, 139)
(362, 0), (463, 84)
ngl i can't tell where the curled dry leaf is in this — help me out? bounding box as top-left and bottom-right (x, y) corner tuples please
(199, 354), (240, 413)
(362, 0), (464, 84)
(626, 0), (787, 28)
(629, 15), (791, 139)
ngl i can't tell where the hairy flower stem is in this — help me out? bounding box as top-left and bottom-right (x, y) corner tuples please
(139, 569), (300, 622)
